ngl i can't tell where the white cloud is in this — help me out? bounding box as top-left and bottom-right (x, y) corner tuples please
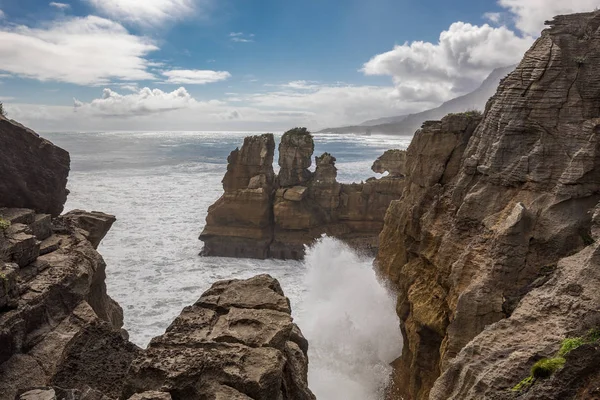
(229, 32), (254, 43)
(73, 87), (201, 116)
(162, 69), (231, 85)
(7, 81), (423, 131)
(49, 2), (70, 9)
(86, 0), (209, 26)
(0, 16), (157, 85)
(362, 22), (533, 103)
(498, 0), (599, 36)
(359, 1), (599, 111)
(483, 12), (502, 23)
(282, 81), (320, 90)
(246, 82), (430, 128)
(0, 9), (5, 19)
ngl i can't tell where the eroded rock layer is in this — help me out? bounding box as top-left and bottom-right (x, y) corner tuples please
(201, 128), (406, 260)
(124, 275), (315, 400)
(377, 10), (600, 400)
(0, 208), (133, 400)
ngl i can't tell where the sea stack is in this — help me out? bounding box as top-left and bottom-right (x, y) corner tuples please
(200, 128), (407, 260)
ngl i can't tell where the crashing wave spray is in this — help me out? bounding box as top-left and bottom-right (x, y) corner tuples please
(296, 237), (402, 400)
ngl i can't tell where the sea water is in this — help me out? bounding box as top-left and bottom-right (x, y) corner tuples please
(44, 130), (410, 400)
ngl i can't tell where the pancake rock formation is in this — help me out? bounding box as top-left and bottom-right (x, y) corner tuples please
(377, 10), (600, 400)
(200, 128), (407, 260)
(0, 118), (315, 400)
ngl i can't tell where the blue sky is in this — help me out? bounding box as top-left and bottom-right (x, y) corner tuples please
(0, 0), (596, 131)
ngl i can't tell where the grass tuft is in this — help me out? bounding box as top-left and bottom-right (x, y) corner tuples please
(531, 357), (566, 379)
(558, 337), (585, 357)
(0, 218), (10, 231)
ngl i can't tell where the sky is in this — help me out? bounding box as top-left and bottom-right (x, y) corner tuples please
(0, 0), (597, 132)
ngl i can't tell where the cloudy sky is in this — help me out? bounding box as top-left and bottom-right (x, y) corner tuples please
(0, 0), (597, 131)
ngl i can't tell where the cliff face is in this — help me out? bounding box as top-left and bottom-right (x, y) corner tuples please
(377, 11), (600, 400)
(1, 121), (315, 400)
(0, 207), (134, 400)
(201, 129), (406, 260)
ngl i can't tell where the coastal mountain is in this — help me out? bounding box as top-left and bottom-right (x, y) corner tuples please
(318, 64), (516, 135)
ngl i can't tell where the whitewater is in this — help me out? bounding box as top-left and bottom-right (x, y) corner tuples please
(45, 130), (410, 400)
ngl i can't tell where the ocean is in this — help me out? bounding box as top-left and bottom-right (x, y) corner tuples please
(44, 130), (412, 400)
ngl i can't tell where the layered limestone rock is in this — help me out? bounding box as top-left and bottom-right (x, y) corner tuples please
(377, 10), (600, 400)
(371, 149), (407, 177)
(0, 208), (134, 400)
(124, 275), (315, 400)
(0, 116), (70, 217)
(199, 134), (276, 259)
(431, 204), (600, 399)
(201, 129), (406, 260)
(277, 128), (314, 187)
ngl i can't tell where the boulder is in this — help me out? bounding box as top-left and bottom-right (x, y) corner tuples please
(283, 186), (308, 202)
(123, 275), (315, 400)
(0, 117), (70, 216)
(60, 210), (116, 249)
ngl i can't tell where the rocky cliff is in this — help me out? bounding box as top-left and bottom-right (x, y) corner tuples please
(200, 128), (406, 260)
(0, 116), (70, 216)
(377, 10), (600, 400)
(0, 119), (315, 400)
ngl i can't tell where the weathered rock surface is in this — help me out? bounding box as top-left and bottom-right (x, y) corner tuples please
(377, 10), (600, 400)
(201, 129), (406, 259)
(124, 274), (315, 400)
(372, 149), (407, 177)
(278, 128), (314, 187)
(430, 215), (600, 399)
(0, 116), (70, 216)
(0, 208), (132, 400)
(200, 134), (276, 259)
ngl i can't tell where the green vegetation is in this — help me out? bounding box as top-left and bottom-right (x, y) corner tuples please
(558, 337), (585, 357)
(587, 328), (600, 342)
(0, 218), (10, 231)
(512, 376), (535, 392)
(531, 357), (566, 378)
(512, 331), (600, 392)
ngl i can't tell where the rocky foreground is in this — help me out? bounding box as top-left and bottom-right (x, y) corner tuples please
(0, 116), (315, 399)
(377, 10), (600, 400)
(200, 128), (406, 260)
